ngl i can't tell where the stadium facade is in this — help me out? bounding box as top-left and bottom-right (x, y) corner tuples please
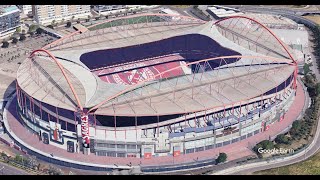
(15, 14), (298, 159)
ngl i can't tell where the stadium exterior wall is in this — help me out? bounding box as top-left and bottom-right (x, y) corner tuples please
(15, 77), (295, 158)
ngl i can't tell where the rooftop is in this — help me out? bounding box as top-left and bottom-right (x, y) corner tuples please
(0, 5), (20, 15)
(16, 14), (296, 116)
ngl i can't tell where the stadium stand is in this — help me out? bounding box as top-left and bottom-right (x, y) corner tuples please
(80, 34), (241, 70)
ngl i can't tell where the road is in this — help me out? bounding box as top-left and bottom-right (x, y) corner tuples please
(225, 5), (320, 15)
(0, 162), (29, 175)
(210, 6), (320, 175)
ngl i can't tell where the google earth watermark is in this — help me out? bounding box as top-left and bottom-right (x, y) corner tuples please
(258, 148), (295, 155)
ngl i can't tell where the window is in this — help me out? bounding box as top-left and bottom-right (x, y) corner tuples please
(117, 153), (126, 157)
(185, 148), (194, 154)
(97, 151), (107, 156)
(215, 143), (222, 148)
(254, 130), (260, 135)
(127, 145), (136, 149)
(205, 145), (213, 150)
(195, 147), (204, 152)
(107, 152), (116, 157)
(240, 135), (246, 140)
(107, 144), (116, 148)
(231, 138), (239, 143)
(117, 144), (125, 149)
(223, 141), (230, 146)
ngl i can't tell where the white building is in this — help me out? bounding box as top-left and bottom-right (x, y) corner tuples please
(93, 5), (127, 15)
(21, 5), (32, 15)
(33, 5), (91, 25)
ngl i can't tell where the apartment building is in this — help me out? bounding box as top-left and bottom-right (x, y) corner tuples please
(93, 5), (127, 14)
(21, 5), (32, 15)
(0, 5), (21, 39)
(33, 5), (91, 25)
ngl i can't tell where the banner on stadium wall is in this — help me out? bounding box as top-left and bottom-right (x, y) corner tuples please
(144, 148), (152, 159)
(81, 114), (90, 148)
(261, 121), (265, 130)
(173, 146), (181, 157)
(265, 125), (270, 131)
(279, 115), (284, 122)
(144, 153), (152, 159)
(49, 121), (63, 143)
(173, 151), (180, 157)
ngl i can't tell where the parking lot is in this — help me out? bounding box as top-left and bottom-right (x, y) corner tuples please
(0, 34), (57, 99)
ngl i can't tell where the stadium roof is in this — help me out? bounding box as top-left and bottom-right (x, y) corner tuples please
(17, 14), (296, 116)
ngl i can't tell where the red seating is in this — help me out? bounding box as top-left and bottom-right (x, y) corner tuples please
(94, 54), (188, 85)
(100, 61), (185, 85)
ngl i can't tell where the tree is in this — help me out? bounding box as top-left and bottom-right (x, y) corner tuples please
(303, 63), (310, 75)
(51, 20), (56, 26)
(29, 24), (39, 32)
(290, 120), (306, 140)
(66, 21), (72, 28)
(14, 155), (24, 163)
(275, 134), (291, 145)
(29, 31), (34, 36)
(36, 28), (43, 34)
(307, 86), (317, 98)
(1, 41), (9, 48)
(316, 83), (320, 96)
(47, 25), (54, 29)
(19, 34), (26, 41)
(253, 140), (274, 154)
(292, 120), (302, 130)
(216, 153), (227, 164)
(12, 37), (18, 44)
(16, 26), (21, 33)
(1, 151), (7, 157)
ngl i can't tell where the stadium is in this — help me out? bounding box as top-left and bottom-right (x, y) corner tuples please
(14, 13), (298, 159)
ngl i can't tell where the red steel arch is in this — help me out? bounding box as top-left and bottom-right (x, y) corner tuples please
(43, 13), (206, 50)
(29, 49), (83, 110)
(213, 15), (296, 64)
(213, 15), (298, 89)
(88, 55), (295, 114)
